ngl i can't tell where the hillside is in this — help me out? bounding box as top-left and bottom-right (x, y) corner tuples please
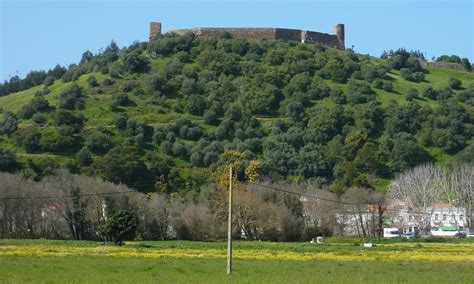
(0, 33), (473, 193)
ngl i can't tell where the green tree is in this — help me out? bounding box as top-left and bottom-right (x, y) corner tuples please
(100, 210), (139, 246)
(76, 147), (93, 167)
(99, 146), (148, 188)
(0, 112), (18, 135)
(0, 149), (16, 172)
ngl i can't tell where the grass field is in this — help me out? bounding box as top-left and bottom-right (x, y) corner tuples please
(1, 239), (473, 283)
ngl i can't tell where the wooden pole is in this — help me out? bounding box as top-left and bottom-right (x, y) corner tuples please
(227, 166), (233, 275)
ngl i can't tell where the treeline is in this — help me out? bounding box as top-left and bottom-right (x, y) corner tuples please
(0, 171), (325, 241)
(2, 162), (472, 242)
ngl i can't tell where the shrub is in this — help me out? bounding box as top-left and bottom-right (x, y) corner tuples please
(43, 76), (55, 87)
(111, 93), (131, 107)
(407, 88), (418, 101)
(87, 76), (99, 88)
(372, 78), (383, 89)
(422, 86), (438, 100)
(448, 77), (462, 89)
(382, 81), (393, 92)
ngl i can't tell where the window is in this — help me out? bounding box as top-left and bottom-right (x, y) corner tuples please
(435, 214), (439, 221)
(460, 215), (464, 221)
(443, 214), (447, 221)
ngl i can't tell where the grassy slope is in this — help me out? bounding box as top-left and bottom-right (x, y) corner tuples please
(0, 239), (473, 283)
(1, 56), (474, 182)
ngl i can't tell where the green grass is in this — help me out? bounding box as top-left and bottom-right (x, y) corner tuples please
(0, 239), (473, 283)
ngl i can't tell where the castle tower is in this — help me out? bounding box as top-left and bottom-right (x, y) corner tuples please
(333, 24), (345, 50)
(149, 22), (162, 41)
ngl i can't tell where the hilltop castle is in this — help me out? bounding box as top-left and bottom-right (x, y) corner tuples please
(149, 22), (345, 50)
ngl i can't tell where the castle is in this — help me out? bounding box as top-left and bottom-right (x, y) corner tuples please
(149, 22), (345, 50)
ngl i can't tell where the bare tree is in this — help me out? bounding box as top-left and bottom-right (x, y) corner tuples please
(388, 164), (444, 233)
(449, 164), (474, 229)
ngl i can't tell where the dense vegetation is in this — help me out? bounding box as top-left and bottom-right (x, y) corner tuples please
(0, 34), (473, 194)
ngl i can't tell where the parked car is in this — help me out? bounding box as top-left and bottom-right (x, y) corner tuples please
(383, 228), (400, 238)
(454, 232), (466, 238)
(402, 231), (416, 239)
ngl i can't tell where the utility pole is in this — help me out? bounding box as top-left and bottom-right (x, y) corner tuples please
(227, 166), (233, 275)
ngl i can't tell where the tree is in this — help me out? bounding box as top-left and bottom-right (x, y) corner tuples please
(57, 83), (84, 110)
(186, 95), (206, 115)
(100, 209), (139, 245)
(0, 149), (16, 172)
(203, 110), (218, 125)
(388, 164), (445, 233)
(85, 131), (113, 153)
(123, 50), (149, 73)
(347, 80), (374, 104)
(76, 147), (93, 167)
(99, 146), (148, 188)
(391, 132), (427, 172)
(0, 112), (18, 135)
(448, 164), (473, 229)
(114, 113), (129, 130)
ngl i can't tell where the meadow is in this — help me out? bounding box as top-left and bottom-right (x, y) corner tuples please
(1, 239), (473, 283)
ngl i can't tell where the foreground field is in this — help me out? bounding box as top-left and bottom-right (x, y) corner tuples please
(1, 239), (473, 283)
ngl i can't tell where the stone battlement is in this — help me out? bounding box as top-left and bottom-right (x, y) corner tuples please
(149, 22), (345, 50)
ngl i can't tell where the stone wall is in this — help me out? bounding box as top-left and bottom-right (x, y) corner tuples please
(156, 23), (345, 50)
(305, 31), (340, 49)
(275, 28), (303, 42)
(422, 61), (470, 73)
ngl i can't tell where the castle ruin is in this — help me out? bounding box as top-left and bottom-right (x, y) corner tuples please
(149, 22), (345, 50)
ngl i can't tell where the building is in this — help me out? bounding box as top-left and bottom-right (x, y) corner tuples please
(149, 22), (345, 50)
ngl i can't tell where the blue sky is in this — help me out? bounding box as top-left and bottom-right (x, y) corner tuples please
(1, 0), (473, 81)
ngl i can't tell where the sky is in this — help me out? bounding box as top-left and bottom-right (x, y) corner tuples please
(0, 0), (473, 81)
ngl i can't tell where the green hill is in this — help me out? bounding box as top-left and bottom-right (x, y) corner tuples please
(0, 34), (473, 193)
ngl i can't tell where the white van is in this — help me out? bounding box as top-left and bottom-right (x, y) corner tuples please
(431, 226), (464, 237)
(383, 228), (401, 238)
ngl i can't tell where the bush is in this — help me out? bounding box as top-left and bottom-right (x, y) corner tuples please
(372, 78), (383, 89)
(382, 81), (393, 92)
(87, 76), (99, 88)
(411, 72), (425, 82)
(111, 93), (131, 107)
(43, 76), (55, 87)
(406, 88), (418, 101)
(448, 77), (462, 89)
(422, 86), (438, 100)
(100, 209), (139, 246)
